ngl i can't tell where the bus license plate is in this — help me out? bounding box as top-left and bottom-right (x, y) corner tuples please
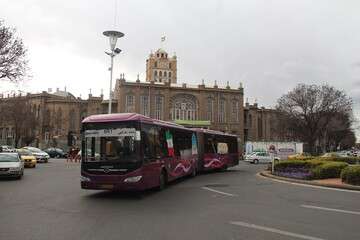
(99, 184), (114, 190)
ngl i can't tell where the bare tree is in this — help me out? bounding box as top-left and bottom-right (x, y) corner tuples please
(1, 96), (37, 147)
(0, 20), (28, 82)
(276, 84), (353, 154)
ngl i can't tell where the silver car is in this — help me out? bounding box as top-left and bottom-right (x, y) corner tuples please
(244, 152), (280, 164)
(0, 153), (24, 179)
(23, 146), (50, 163)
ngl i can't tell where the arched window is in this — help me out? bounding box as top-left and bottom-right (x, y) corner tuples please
(157, 53), (159, 57)
(258, 117), (263, 139)
(164, 72), (167, 77)
(155, 95), (164, 120)
(159, 71), (162, 77)
(154, 70), (157, 76)
(169, 72), (172, 77)
(231, 100), (239, 122)
(207, 98), (214, 121)
(161, 53), (164, 58)
(170, 94), (197, 121)
(125, 95), (135, 113)
(218, 99), (226, 123)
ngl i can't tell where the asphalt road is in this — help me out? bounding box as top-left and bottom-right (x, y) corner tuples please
(0, 160), (359, 240)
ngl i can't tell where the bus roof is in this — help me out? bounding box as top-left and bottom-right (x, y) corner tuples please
(82, 113), (191, 131)
(192, 128), (238, 137)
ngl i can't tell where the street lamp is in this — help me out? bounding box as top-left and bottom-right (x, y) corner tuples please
(103, 30), (124, 114)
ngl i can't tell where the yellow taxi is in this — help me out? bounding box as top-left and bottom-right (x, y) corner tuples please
(17, 149), (37, 168)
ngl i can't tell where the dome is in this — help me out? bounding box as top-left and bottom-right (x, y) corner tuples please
(156, 48), (167, 54)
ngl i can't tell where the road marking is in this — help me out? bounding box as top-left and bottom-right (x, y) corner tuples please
(301, 204), (360, 215)
(257, 173), (360, 194)
(201, 187), (236, 197)
(230, 221), (325, 240)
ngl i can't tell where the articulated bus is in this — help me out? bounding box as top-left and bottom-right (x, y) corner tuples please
(194, 128), (239, 172)
(80, 113), (239, 191)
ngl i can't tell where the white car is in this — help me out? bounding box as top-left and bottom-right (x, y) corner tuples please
(1, 145), (16, 152)
(23, 147), (50, 163)
(0, 153), (24, 179)
(244, 152), (280, 164)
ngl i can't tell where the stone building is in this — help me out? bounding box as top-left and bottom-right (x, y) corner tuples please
(0, 47), (280, 150)
(243, 100), (280, 142)
(115, 48), (244, 137)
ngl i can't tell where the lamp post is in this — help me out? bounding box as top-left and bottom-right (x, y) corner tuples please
(103, 30), (124, 114)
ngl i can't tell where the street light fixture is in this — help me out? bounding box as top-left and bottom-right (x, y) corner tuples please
(103, 30), (124, 114)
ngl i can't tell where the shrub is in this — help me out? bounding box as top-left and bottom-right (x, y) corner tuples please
(341, 165), (360, 185)
(274, 160), (308, 172)
(317, 157), (360, 165)
(311, 162), (348, 179)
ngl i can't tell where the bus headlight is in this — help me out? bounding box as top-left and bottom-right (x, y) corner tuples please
(124, 176), (142, 183)
(80, 176), (91, 182)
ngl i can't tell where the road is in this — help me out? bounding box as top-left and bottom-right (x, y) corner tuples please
(0, 160), (359, 240)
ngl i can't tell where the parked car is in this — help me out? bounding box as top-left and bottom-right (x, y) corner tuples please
(22, 147), (50, 163)
(244, 152), (280, 164)
(1, 145), (16, 152)
(16, 149), (37, 168)
(0, 152), (24, 179)
(43, 148), (67, 158)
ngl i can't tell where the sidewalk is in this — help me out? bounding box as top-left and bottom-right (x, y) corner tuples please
(260, 171), (360, 191)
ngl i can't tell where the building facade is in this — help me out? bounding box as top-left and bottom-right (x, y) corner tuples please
(0, 47), (279, 150)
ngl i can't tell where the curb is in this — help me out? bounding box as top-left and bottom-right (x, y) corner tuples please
(259, 171), (360, 191)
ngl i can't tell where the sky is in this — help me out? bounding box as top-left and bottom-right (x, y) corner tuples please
(1, 0), (359, 138)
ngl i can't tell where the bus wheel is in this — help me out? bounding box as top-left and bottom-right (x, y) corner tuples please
(158, 171), (167, 191)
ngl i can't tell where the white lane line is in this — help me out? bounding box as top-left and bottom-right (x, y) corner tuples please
(257, 173), (360, 194)
(301, 204), (360, 216)
(201, 187), (236, 197)
(230, 221), (325, 240)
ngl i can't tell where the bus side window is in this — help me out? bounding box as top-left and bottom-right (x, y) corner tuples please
(217, 142), (228, 154)
(158, 127), (168, 157)
(141, 124), (156, 162)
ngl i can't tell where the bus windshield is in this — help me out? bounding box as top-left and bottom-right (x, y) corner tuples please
(83, 122), (140, 163)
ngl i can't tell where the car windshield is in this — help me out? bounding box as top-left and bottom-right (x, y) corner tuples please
(17, 149), (33, 156)
(0, 154), (19, 162)
(26, 148), (42, 153)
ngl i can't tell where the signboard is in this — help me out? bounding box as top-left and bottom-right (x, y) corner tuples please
(85, 128), (139, 139)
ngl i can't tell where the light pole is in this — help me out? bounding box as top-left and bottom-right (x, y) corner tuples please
(103, 30), (124, 114)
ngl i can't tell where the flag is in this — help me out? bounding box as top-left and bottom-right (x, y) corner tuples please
(165, 130), (174, 157)
(161, 36), (166, 42)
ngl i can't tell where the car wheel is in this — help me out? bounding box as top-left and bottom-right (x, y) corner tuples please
(254, 159), (259, 164)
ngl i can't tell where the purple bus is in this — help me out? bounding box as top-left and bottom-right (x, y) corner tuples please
(80, 113), (198, 191)
(194, 128), (239, 172)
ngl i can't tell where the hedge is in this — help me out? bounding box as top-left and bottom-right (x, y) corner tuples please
(311, 162), (348, 179)
(274, 159), (326, 171)
(341, 165), (360, 185)
(318, 157), (360, 165)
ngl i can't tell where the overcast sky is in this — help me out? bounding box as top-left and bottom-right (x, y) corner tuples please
(1, 0), (359, 138)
